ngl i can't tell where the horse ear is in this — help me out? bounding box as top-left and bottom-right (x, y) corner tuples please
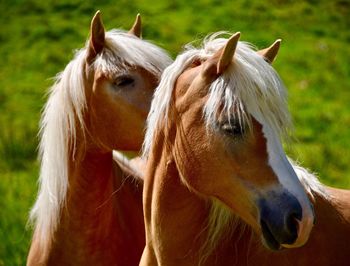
(87, 11), (105, 63)
(217, 32), (240, 74)
(128, 14), (142, 38)
(257, 39), (281, 64)
(202, 32), (240, 78)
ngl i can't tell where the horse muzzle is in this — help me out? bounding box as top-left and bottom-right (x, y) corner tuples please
(258, 189), (315, 250)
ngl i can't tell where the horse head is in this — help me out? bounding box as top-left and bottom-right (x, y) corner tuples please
(145, 32), (315, 251)
(83, 11), (171, 151)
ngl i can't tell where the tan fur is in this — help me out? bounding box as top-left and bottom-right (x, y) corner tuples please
(27, 12), (166, 266)
(140, 37), (350, 265)
(129, 14), (142, 38)
(27, 63), (150, 266)
(257, 39), (281, 63)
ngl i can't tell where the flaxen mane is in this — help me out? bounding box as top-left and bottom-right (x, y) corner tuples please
(30, 30), (171, 250)
(143, 32), (326, 260)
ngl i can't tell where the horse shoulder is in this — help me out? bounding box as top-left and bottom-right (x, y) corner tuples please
(325, 186), (350, 222)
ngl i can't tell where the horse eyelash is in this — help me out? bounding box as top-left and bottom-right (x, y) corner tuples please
(113, 75), (135, 87)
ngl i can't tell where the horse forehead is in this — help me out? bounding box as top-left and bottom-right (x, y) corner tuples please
(175, 65), (207, 97)
(95, 64), (155, 81)
(136, 67), (159, 84)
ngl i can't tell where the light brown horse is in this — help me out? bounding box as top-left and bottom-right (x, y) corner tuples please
(140, 32), (350, 265)
(27, 11), (171, 266)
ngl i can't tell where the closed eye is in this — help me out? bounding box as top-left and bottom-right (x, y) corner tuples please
(113, 75), (135, 87)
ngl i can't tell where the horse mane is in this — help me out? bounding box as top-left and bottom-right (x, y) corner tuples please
(143, 32), (291, 157)
(29, 30), (171, 250)
(142, 32), (328, 261)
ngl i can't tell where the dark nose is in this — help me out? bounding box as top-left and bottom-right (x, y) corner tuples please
(259, 190), (302, 250)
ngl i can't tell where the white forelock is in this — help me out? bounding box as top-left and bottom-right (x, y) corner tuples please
(143, 32), (326, 193)
(143, 32), (292, 157)
(29, 29), (171, 249)
(97, 30), (172, 77)
(142, 32), (327, 261)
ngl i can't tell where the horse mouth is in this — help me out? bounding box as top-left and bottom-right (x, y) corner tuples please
(260, 220), (282, 251)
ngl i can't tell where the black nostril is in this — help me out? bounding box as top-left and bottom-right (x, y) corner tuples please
(286, 192), (303, 220)
(283, 194), (302, 244)
(259, 190), (304, 247)
(284, 212), (299, 243)
(285, 199), (302, 231)
(290, 202), (302, 221)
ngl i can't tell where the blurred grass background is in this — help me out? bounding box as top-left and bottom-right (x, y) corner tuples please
(0, 0), (349, 264)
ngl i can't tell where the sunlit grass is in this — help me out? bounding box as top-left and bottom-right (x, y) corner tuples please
(0, 0), (349, 264)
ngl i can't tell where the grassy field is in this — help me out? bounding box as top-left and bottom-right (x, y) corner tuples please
(0, 0), (349, 264)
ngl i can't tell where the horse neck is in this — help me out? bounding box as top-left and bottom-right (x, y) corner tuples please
(67, 145), (115, 217)
(143, 130), (350, 266)
(140, 131), (257, 266)
(45, 138), (144, 265)
(143, 132), (238, 266)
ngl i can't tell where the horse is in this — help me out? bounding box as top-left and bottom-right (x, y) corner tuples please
(27, 11), (172, 266)
(140, 32), (350, 265)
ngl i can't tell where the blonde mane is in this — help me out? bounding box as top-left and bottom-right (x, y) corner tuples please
(143, 32), (292, 156)
(143, 32), (327, 260)
(29, 30), (171, 250)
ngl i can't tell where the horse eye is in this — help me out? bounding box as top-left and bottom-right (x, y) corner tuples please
(221, 122), (245, 136)
(114, 76), (135, 87)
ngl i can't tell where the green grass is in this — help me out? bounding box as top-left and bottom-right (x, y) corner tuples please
(0, 0), (349, 264)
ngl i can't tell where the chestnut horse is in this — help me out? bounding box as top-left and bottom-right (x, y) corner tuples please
(27, 11), (171, 266)
(140, 32), (350, 265)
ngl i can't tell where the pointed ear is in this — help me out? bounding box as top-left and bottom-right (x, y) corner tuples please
(202, 32), (240, 78)
(128, 14), (142, 38)
(87, 11), (105, 63)
(257, 39), (281, 64)
(217, 32), (241, 74)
